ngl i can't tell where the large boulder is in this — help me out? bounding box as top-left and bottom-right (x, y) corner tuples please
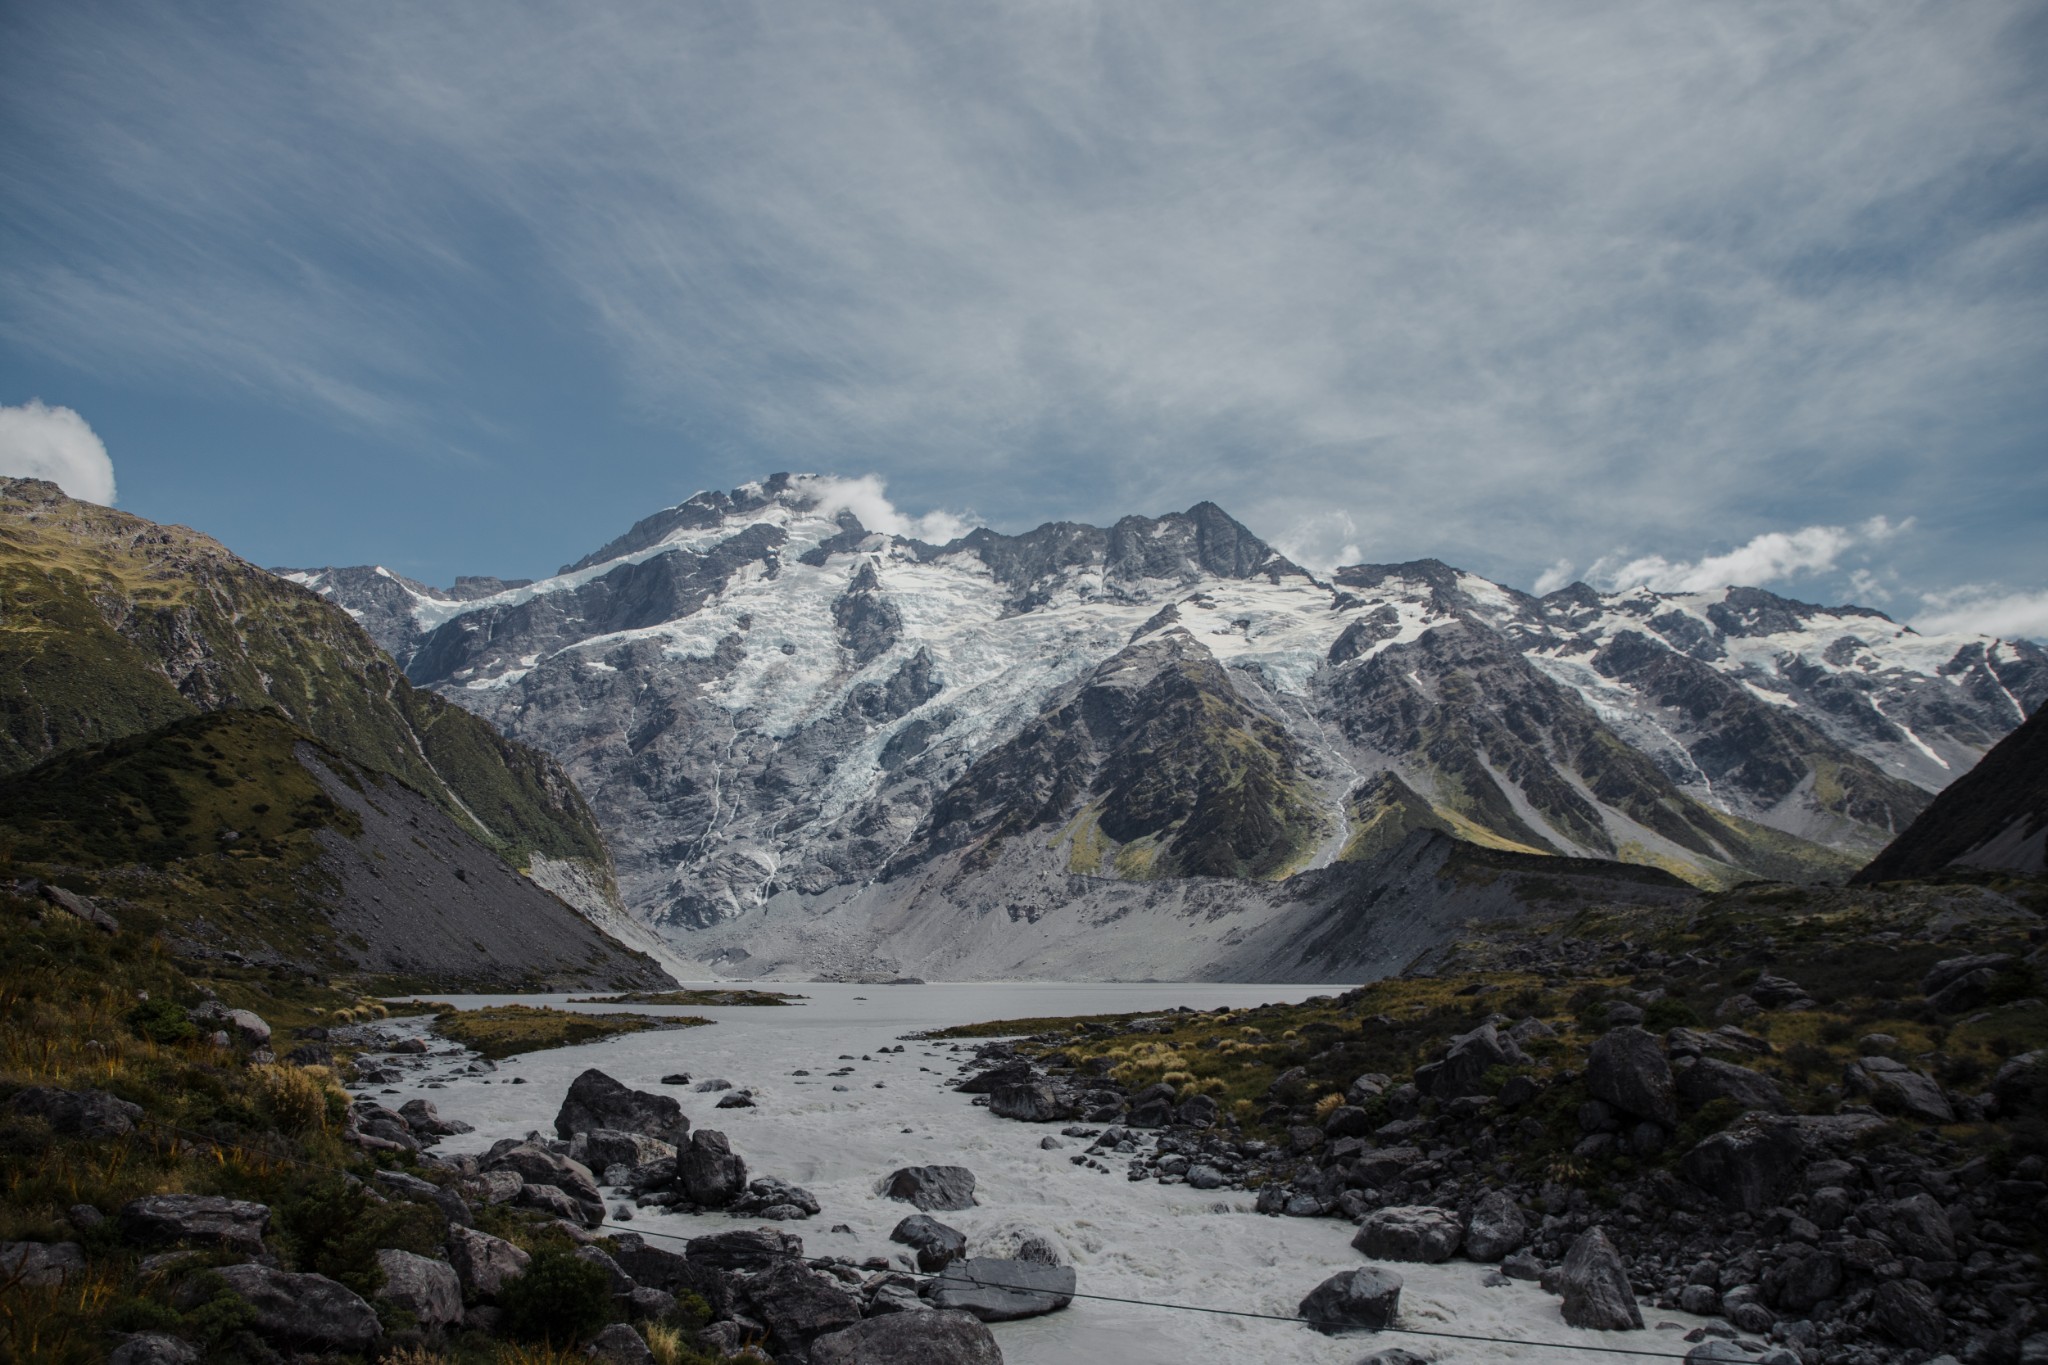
(811, 1310), (1003, 1365)
(741, 1259), (864, 1361)
(482, 1142), (606, 1211)
(576, 1127), (677, 1172)
(1875, 1193), (1956, 1261)
(374, 1249), (462, 1327)
(1763, 1250), (1843, 1314)
(1842, 1057), (1954, 1123)
(1872, 1278), (1946, 1350)
(1677, 1115), (1806, 1212)
(587, 1322), (655, 1365)
(446, 1224), (531, 1298)
(398, 1098), (473, 1140)
(120, 1194), (269, 1252)
(209, 1264), (380, 1351)
(1922, 953), (2014, 999)
(4, 1086), (143, 1139)
(1298, 1267), (1402, 1334)
(730, 1175), (822, 1220)
(891, 1214), (968, 1271)
(555, 1068), (690, 1143)
(930, 1258), (1075, 1322)
(1428, 1023), (1527, 1099)
(675, 1129), (749, 1207)
(1674, 1058), (1788, 1114)
(879, 1165), (977, 1212)
(188, 1002), (271, 1047)
(1462, 1191), (1527, 1262)
(954, 1061), (1035, 1094)
(106, 1335), (199, 1365)
(1352, 1205), (1462, 1263)
(988, 1082), (1066, 1123)
(1556, 1227), (1641, 1330)
(1586, 1027), (1677, 1127)
(1991, 1050), (2047, 1117)
(687, 1227), (804, 1272)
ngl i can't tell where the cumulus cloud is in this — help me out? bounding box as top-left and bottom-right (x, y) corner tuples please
(1532, 558), (1577, 596)
(1913, 586), (2048, 642)
(1271, 510), (1362, 578)
(0, 400), (115, 504)
(1588, 517), (1910, 594)
(795, 473), (974, 544)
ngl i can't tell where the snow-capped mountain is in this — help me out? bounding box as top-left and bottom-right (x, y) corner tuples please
(285, 474), (2045, 979)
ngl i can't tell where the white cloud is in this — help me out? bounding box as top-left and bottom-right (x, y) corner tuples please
(794, 473), (973, 544)
(1913, 586), (2048, 642)
(1589, 517), (1911, 594)
(0, 400), (115, 504)
(1532, 558), (1577, 596)
(1271, 510), (1362, 577)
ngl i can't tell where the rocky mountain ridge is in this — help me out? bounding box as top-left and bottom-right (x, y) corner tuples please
(290, 474), (2047, 979)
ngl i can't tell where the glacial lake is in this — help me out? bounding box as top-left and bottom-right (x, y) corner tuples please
(375, 982), (1698, 1364)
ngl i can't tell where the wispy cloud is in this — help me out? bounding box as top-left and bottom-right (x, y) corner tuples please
(2, 2), (2044, 598)
(1581, 516), (1912, 594)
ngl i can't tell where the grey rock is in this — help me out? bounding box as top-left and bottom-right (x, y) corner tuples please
(574, 1244), (636, 1294)
(1352, 1205), (1462, 1263)
(483, 1142), (606, 1223)
(1586, 1026), (1677, 1127)
(1323, 1105), (1374, 1139)
(891, 1213), (967, 1271)
(731, 1175), (822, 1219)
(1429, 1023), (1527, 1099)
(989, 1081), (1066, 1122)
(398, 1097), (473, 1138)
(1677, 1116), (1804, 1212)
(555, 1067), (690, 1144)
(120, 1194), (269, 1251)
(516, 1180), (590, 1223)
(1842, 1056), (1954, 1122)
(1351, 1146), (1425, 1187)
(741, 1258), (864, 1360)
(1356, 1352), (1426, 1365)
(211, 1264), (381, 1350)
(1991, 1049), (2046, 1114)
(586, 1321), (655, 1364)
(879, 1164), (977, 1212)
(1931, 968), (1999, 1013)
(0, 1240), (84, 1286)
(1873, 1277), (1946, 1350)
(3, 1085), (143, 1139)
(374, 1248), (462, 1327)
(971, 1220), (1068, 1267)
(1762, 1250), (1841, 1313)
(1747, 974), (1810, 1008)
(931, 1257), (1075, 1322)
(675, 1128), (749, 1206)
(1677, 1282), (1718, 1315)
(1673, 1058), (1788, 1114)
(811, 1309), (1003, 1365)
(446, 1224), (531, 1298)
(38, 883), (118, 932)
(187, 1002), (271, 1046)
(1685, 1344), (1799, 1364)
(1187, 1165), (1225, 1189)
(626, 1285), (677, 1319)
(1877, 1192), (1956, 1261)
(1922, 953), (2014, 997)
(1462, 1190), (1527, 1262)
(1298, 1266), (1402, 1334)
(1557, 1227), (1642, 1331)
(1500, 1249), (1542, 1281)
(107, 1335), (200, 1365)
(687, 1226), (803, 1272)
(1174, 1094), (1219, 1127)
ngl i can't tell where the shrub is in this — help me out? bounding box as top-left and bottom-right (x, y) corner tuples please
(1643, 998), (1702, 1032)
(277, 1172), (443, 1298)
(499, 1248), (615, 1343)
(127, 996), (196, 1045)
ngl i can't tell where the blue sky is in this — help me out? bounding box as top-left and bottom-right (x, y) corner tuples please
(3, 2), (2045, 636)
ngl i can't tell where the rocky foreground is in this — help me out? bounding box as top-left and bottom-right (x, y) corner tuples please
(935, 877), (2048, 1365)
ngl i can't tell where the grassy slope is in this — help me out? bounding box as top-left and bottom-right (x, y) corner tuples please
(0, 479), (609, 879)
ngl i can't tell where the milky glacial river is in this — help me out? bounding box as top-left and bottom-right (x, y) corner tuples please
(373, 982), (1699, 1364)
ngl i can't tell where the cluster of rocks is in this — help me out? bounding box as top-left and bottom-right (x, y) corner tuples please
(960, 980), (2048, 1364)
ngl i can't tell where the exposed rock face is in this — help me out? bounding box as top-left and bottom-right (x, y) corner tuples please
(929, 1258), (1076, 1321)
(810, 1310), (1003, 1365)
(555, 1068), (691, 1143)
(208, 1264), (382, 1351)
(1856, 701), (2048, 882)
(1351, 1206), (1463, 1263)
(879, 1165), (977, 1212)
(1298, 1267), (1402, 1334)
(445, 1225), (531, 1298)
(374, 1249), (462, 1327)
(1586, 1027), (1677, 1127)
(1841, 1056), (1955, 1123)
(120, 1195), (269, 1252)
(294, 475), (2044, 980)
(3, 1086), (142, 1139)
(1557, 1227), (1643, 1331)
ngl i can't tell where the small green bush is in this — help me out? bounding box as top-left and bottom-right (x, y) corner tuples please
(499, 1247), (615, 1343)
(277, 1172), (443, 1298)
(1643, 998), (1702, 1031)
(127, 996), (197, 1045)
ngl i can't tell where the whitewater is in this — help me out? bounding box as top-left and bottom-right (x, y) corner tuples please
(373, 983), (1707, 1364)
